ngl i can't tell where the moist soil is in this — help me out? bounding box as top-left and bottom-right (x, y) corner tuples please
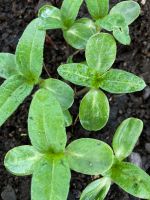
(0, 0), (150, 200)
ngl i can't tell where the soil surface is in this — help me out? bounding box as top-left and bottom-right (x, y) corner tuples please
(0, 0), (150, 200)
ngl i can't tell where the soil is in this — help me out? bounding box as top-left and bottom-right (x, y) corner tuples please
(0, 0), (150, 200)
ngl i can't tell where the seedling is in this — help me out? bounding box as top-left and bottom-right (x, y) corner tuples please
(80, 118), (150, 200)
(4, 88), (114, 200)
(0, 19), (74, 127)
(58, 33), (146, 131)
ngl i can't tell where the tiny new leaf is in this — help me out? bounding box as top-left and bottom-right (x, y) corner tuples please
(80, 177), (111, 200)
(79, 89), (109, 131)
(112, 118), (143, 161)
(66, 138), (114, 175)
(28, 89), (66, 153)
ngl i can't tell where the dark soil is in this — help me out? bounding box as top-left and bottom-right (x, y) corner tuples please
(0, 0), (150, 200)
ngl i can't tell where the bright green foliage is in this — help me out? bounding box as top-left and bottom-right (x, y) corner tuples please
(107, 162), (150, 199)
(28, 89), (66, 153)
(61, 0), (84, 28)
(0, 53), (18, 79)
(66, 139), (114, 175)
(4, 145), (41, 176)
(80, 177), (111, 200)
(63, 110), (72, 127)
(58, 33), (146, 131)
(86, 0), (109, 19)
(100, 69), (146, 94)
(40, 78), (74, 110)
(63, 18), (97, 49)
(81, 118), (150, 200)
(38, 5), (62, 29)
(112, 118), (143, 161)
(0, 75), (33, 126)
(16, 18), (45, 83)
(79, 89), (109, 131)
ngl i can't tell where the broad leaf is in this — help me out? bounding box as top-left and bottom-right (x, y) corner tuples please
(79, 89), (109, 131)
(0, 75), (33, 126)
(86, 0), (109, 19)
(58, 63), (101, 88)
(66, 138), (114, 175)
(113, 26), (131, 45)
(110, 0), (141, 25)
(80, 177), (111, 200)
(63, 110), (72, 127)
(63, 18), (97, 49)
(86, 33), (116, 74)
(38, 5), (62, 30)
(41, 78), (74, 110)
(61, 0), (83, 27)
(28, 89), (66, 153)
(0, 53), (18, 79)
(4, 145), (41, 176)
(16, 19), (45, 83)
(32, 157), (71, 200)
(107, 162), (150, 199)
(100, 69), (146, 94)
(112, 118), (143, 161)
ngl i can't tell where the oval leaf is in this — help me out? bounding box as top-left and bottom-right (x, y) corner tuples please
(66, 138), (114, 175)
(80, 177), (111, 200)
(79, 89), (110, 131)
(4, 145), (42, 176)
(38, 5), (62, 30)
(58, 63), (100, 88)
(61, 0), (83, 27)
(110, 0), (141, 25)
(86, 33), (116, 74)
(107, 162), (150, 199)
(0, 53), (18, 79)
(32, 157), (71, 200)
(86, 0), (109, 19)
(63, 18), (97, 49)
(16, 19), (45, 83)
(41, 78), (74, 110)
(112, 118), (143, 161)
(100, 69), (146, 94)
(0, 75), (33, 126)
(113, 26), (131, 45)
(63, 110), (72, 127)
(28, 89), (66, 153)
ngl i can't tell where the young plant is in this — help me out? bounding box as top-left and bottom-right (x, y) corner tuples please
(80, 118), (150, 200)
(4, 88), (114, 200)
(0, 18), (74, 127)
(58, 33), (146, 131)
(38, 0), (97, 49)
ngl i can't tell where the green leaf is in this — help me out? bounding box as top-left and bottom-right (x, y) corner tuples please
(32, 157), (71, 200)
(112, 118), (143, 161)
(61, 0), (84, 27)
(16, 19), (46, 83)
(63, 18), (97, 49)
(107, 162), (150, 199)
(110, 0), (141, 25)
(63, 110), (72, 127)
(4, 145), (42, 176)
(80, 177), (111, 200)
(0, 75), (33, 126)
(86, 0), (109, 19)
(66, 138), (114, 175)
(100, 69), (146, 94)
(38, 5), (62, 30)
(58, 63), (100, 88)
(79, 89), (109, 131)
(0, 53), (18, 79)
(41, 78), (74, 110)
(85, 33), (116, 74)
(28, 89), (66, 153)
(113, 26), (131, 45)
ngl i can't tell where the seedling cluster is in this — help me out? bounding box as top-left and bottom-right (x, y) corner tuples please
(0, 0), (149, 200)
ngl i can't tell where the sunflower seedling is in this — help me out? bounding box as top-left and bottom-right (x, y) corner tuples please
(80, 118), (150, 200)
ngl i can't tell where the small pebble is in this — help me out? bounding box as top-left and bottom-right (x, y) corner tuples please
(129, 152), (143, 168)
(145, 143), (150, 153)
(1, 185), (16, 200)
